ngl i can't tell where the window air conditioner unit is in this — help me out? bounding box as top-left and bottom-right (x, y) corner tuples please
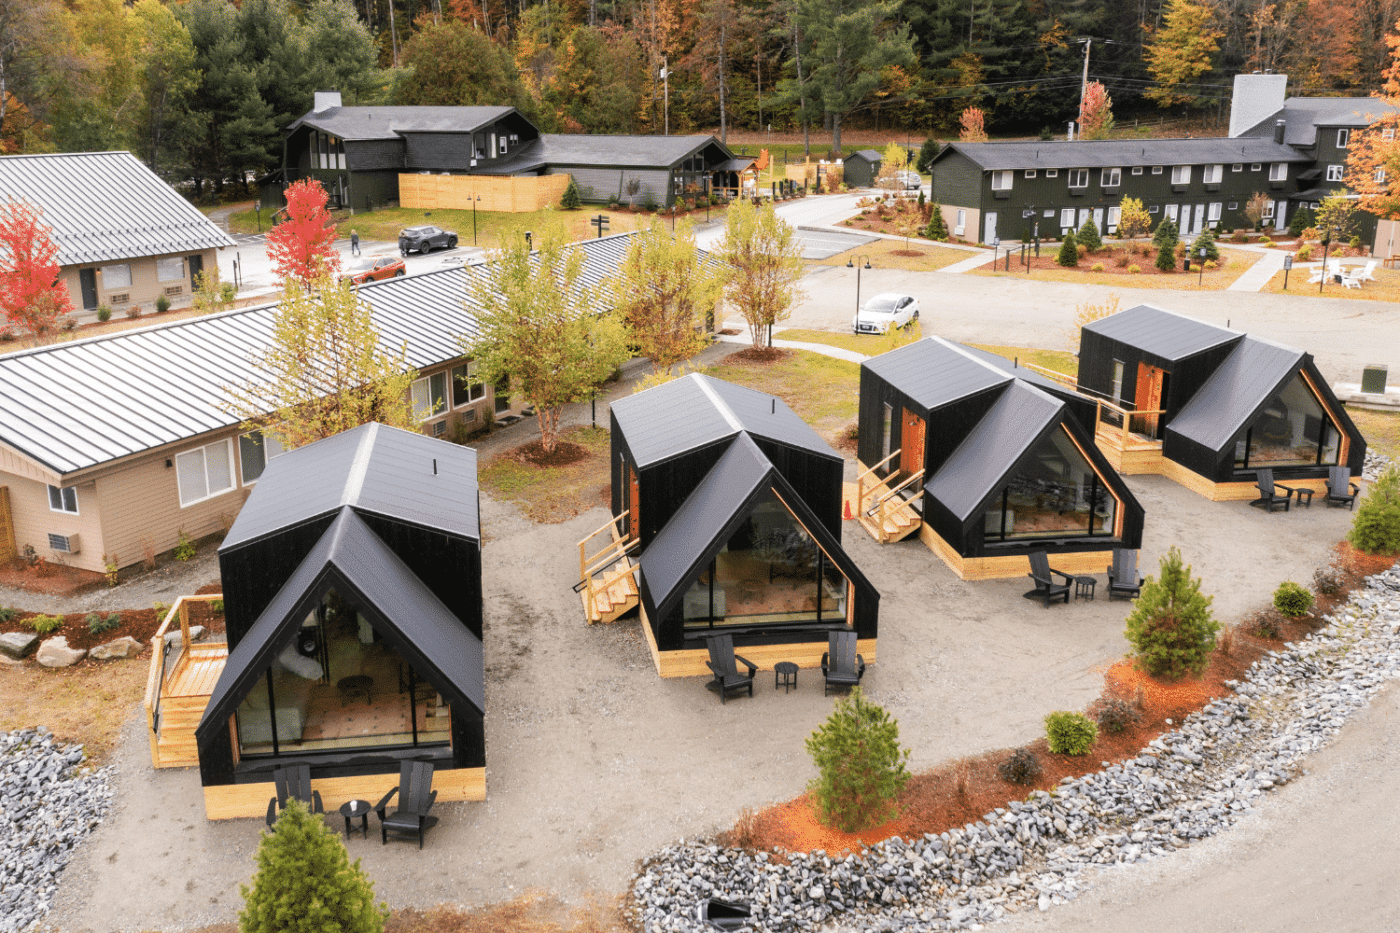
(432, 421), (447, 437)
(48, 532), (80, 554)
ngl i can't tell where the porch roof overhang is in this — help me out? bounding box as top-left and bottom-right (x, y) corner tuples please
(195, 508), (485, 749)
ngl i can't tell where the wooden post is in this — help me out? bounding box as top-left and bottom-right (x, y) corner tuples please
(178, 599), (191, 650)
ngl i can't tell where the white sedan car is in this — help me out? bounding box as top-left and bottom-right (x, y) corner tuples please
(853, 293), (919, 334)
(894, 170), (923, 190)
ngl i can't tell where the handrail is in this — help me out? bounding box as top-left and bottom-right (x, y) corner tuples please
(1017, 361), (1078, 389)
(577, 510), (629, 550)
(143, 593), (223, 768)
(1093, 399), (1167, 448)
(856, 450), (902, 516)
(578, 510), (629, 585)
(867, 469), (925, 517)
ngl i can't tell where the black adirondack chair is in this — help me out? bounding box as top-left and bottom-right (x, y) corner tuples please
(1106, 548), (1143, 601)
(1024, 550), (1072, 607)
(375, 761), (439, 848)
(704, 634), (758, 704)
(265, 764), (324, 830)
(821, 630), (866, 695)
(1325, 466), (1360, 510)
(1250, 469), (1294, 512)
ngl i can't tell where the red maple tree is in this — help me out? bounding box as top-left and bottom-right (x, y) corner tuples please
(0, 199), (73, 341)
(266, 179), (341, 288)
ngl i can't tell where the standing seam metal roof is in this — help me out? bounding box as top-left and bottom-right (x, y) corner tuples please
(1237, 98), (1400, 146)
(287, 106), (522, 141)
(1165, 336), (1304, 452)
(0, 233), (646, 477)
(0, 152), (235, 266)
(863, 338), (1012, 413)
(936, 138), (1309, 172)
(1082, 304), (1240, 362)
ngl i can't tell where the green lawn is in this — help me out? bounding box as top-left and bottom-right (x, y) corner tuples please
(775, 328), (1080, 380)
(704, 348), (861, 443)
(1350, 408), (1400, 461)
(477, 425), (612, 524)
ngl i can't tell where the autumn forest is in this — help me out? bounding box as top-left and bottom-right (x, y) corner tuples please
(2, 0), (1398, 197)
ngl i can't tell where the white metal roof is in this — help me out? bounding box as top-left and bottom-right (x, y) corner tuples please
(0, 151), (235, 266)
(0, 232), (646, 478)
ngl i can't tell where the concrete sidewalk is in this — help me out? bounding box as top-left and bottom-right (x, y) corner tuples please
(1227, 245), (1289, 292)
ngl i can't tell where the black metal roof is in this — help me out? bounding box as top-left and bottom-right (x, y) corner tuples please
(1237, 97), (1400, 146)
(923, 381), (1063, 521)
(638, 433), (875, 624)
(849, 150), (884, 163)
(863, 338), (1012, 414)
(481, 134), (730, 175)
(221, 423), (479, 552)
(935, 137), (1309, 172)
(288, 105), (523, 141)
(195, 508), (486, 748)
(611, 373), (839, 469)
(1083, 304), (1241, 362)
(1167, 336), (1304, 452)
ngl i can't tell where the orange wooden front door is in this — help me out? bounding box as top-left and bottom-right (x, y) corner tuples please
(628, 465), (640, 540)
(901, 411), (926, 478)
(1135, 363), (1166, 437)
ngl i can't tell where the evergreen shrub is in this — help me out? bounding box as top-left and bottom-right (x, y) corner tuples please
(805, 687), (911, 832)
(1076, 216), (1103, 251)
(561, 177), (582, 210)
(1349, 465), (1400, 554)
(1124, 546), (1221, 678)
(1044, 711), (1097, 755)
(1056, 233), (1079, 267)
(1272, 581), (1314, 617)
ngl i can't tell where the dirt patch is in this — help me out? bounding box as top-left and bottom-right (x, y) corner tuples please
(725, 347), (795, 364)
(0, 557), (103, 597)
(891, 249), (925, 258)
(718, 328), (742, 336)
(0, 600), (224, 653)
(0, 658), (150, 765)
(508, 439), (590, 468)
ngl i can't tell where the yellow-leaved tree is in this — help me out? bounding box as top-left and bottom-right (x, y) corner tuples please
(1143, 0), (1222, 109)
(714, 199), (805, 352)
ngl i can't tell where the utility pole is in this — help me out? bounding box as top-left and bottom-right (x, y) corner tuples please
(1077, 38), (1091, 126)
(662, 54), (670, 136)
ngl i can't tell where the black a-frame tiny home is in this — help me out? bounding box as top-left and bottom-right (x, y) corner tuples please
(610, 373), (878, 677)
(194, 423), (485, 819)
(857, 337), (1144, 581)
(1077, 304), (1366, 499)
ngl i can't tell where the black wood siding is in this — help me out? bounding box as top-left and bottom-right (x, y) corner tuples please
(348, 139), (405, 171)
(357, 514), (484, 641)
(750, 438), (843, 539)
(220, 515), (337, 648)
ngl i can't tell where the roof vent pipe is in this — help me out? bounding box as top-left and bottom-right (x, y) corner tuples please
(1274, 119), (1286, 144)
(432, 458), (437, 475)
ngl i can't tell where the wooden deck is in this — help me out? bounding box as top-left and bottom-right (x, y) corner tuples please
(577, 512), (639, 624)
(153, 643), (225, 769)
(848, 460), (922, 544)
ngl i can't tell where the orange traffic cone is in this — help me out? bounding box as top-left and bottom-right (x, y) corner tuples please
(843, 499), (853, 520)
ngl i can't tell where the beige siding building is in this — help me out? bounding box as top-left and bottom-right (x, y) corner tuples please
(0, 151), (233, 319)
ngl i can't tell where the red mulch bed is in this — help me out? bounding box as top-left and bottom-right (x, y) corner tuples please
(725, 347), (794, 364)
(726, 540), (1390, 857)
(507, 438), (590, 468)
(0, 558), (104, 597)
(0, 601), (225, 654)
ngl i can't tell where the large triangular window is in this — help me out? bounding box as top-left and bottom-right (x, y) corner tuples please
(983, 427), (1119, 541)
(1233, 373), (1340, 470)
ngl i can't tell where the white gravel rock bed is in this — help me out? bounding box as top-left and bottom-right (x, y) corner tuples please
(0, 728), (113, 933)
(629, 561), (1400, 933)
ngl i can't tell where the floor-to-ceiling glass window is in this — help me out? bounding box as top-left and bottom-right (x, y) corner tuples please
(983, 428), (1119, 542)
(1233, 374), (1339, 470)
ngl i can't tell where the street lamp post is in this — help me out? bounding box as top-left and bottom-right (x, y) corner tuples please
(847, 254), (872, 317)
(525, 231), (533, 251)
(472, 195), (481, 246)
(1319, 227), (1335, 294)
(1197, 246), (1206, 286)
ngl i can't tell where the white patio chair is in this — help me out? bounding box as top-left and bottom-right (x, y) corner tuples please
(1357, 260), (1378, 282)
(1342, 266), (1363, 289)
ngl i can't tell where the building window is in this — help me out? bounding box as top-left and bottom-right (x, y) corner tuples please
(1152, 166), (1164, 174)
(1378, 167), (1388, 184)
(1045, 169), (1058, 178)
(1024, 169), (1037, 179)
(1203, 164), (1223, 183)
(1148, 204), (1159, 213)
(176, 439), (235, 508)
(1326, 164), (1344, 182)
(47, 484), (78, 515)
(1270, 163), (1288, 181)
(157, 257), (185, 282)
(239, 430), (288, 484)
(1208, 202), (1222, 222)
(1232, 164), (1243, 172)
(1102, 167), (1121, 187)
(499, 137), (508, 154)
(1171, 165), (1191, 184)
(1107, 206), (1121, 230)
(411, 372), (447, 422)
(981, 428), (1119, 543)
(101, 263), (132, 289)
(1337, 129), (1350, 148)
(1263, 201), (1274, 220)
(1228, 201), (1238, 210)
(881, 403), (893, 461)
(1384, 128), (1396, 141)
(1110, 360), (1125, 400)
(1131, 166), (1143, 175)
(1251, 163), (1262, 171)
(452, 361), (486, 407)
(1233, 373), (1339, 471)
(1067, 169), (1089, 188)
(1060, 207), (1075, 228)
(990, 170), (1013, 191)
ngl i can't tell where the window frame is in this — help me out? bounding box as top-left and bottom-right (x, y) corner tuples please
(1270, 162), (1287, 181)
(156, 257), (185, 283)
(1171, 165), (1191, 185)
(1131, 166), (1143, 175)
(411, 372), (448, 423)
(47, 484), (78, 515)
(1045, 168), (1059, 178)
(238, 429), (288, 485)
(1106, 205), (1121, 230)
(1208, 202), (1222, 222)
(990, 170), (1013, 191)
(1152, 166), (1164, 175)
(1067, 168), (1089, 188)
(1377, 167), (1388, 184)
(101, 262), (133, 290)
(1101, 167), (1121, 187)
(1262, 201), (1275, 220)
(1110, 360), (1125, 400)
(1326, 164), (1344, 182)
(1383, 128), (1396, 142)
(1231, 164), (1243, 173)
(451, 361), (487, 408)
(1337, 128), (1350, 148)
(175, 439), (236, 508)
(1203, 164), (1223, 183)
(1059, 208), (1075, 228)
(1024, 169), (1037, 179)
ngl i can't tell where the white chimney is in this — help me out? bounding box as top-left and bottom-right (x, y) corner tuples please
(1228, 73), (1288, 138)
(313, 90), (343, 113)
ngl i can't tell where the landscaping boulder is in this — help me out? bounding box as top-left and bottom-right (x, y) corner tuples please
(90, 636), (143, 660)
(0, 631), (39, 660)
(161, 625), (205, 647)
(37, 636), (86, 668)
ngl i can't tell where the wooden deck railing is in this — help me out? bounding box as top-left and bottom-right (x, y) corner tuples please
(866, 468), (925, 532)
(1094, 399), (1167, 448)
(576, 511), (638, 623)
(855, 450), (902, 516)
(1017, 361), (1079, 390)
(143, 594), (223, 767)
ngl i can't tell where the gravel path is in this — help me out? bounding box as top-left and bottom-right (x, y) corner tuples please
(0, 551), (221, 617)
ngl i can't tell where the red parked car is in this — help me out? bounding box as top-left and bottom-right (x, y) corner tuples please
(340, 256), (406, 285)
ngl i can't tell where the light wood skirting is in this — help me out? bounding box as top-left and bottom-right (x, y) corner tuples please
(918, 523), (1122, 581)
(639, 606), (875, 678)
(202, 767), (486, 821)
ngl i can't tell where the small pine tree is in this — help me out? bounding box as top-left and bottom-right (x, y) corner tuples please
(1152, 217), (1178, 249)
(917, 189), (926, 212)
(240, 799), (389, 933)
(1194, 227), (1219, 262)
(1349, 464), (1400, 554)
(1056, 231), (1080, 267)
(1076, 216), (1103, 252)
(805, 686), (911, 833)
(1155, 239), (1177, 272)
(561, 176), (582, 210)
(925, 204), (949, 241)
(916, 137), (940, 173)
(1288, 205), (1315, 237)
(1124, 546), (1221, 679)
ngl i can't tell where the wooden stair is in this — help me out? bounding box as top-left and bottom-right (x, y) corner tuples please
(578, 512), (639, 624)
(847, 459), (924, 545)
(153, 643), (225, 769)
(858, 497), (921, 543)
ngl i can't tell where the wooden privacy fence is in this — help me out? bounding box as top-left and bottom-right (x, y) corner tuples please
(0, 487), (14, 562)
(399, 173), (572, 213)
(785, 161), (844, 185)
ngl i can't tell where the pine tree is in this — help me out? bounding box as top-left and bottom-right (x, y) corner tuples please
(1288, 206), (1315, 236)
(1349, 464), (1400, 554)
(240, 798), (388, 933)
(1076, 216), (1103, 252)
(925, 204), (949, 241)
(1152, 217), (1179, 249)
(916, 137), (940, 173)
(1194, 227), (1219, 262)
(1156, 239), (1177, 272)
(805, 687), (910, 833)
(1124, 546), (1220, 678)
(561, 176), (582, 210)
(1056, 231), (1079, 267)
